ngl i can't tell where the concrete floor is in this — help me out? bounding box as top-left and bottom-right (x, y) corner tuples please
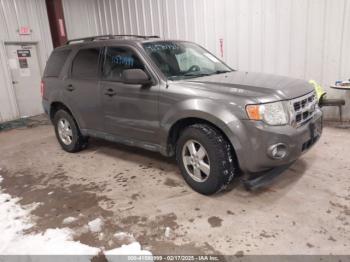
(0, 120), (349, 255)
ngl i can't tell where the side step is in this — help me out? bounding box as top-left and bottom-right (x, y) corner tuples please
(242, 162), (295, 191)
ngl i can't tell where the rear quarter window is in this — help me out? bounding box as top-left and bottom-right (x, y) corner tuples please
(44, 49), (71, 77)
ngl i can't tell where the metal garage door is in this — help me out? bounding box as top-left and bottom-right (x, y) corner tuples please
(5, 43), (43, 118)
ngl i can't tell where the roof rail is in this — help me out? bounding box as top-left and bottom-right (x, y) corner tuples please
(113, 34), (160, 39)
(65, 35), (114, 45)
(65, 34), (160, 45)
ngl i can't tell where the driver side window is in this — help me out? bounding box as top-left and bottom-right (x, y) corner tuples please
(103, 47), (145, 82)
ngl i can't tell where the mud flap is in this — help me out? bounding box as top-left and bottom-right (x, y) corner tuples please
(242, 162), (295, 191)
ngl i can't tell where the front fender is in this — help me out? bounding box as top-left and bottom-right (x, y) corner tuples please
(159, 98), (250, 171)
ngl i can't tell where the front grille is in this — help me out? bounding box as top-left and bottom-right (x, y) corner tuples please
(290, 91), (317, 127)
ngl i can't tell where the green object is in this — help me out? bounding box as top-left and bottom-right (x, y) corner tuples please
(309, 80), (326, 102)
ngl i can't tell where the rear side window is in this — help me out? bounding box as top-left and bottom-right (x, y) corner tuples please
(44, 50), (71, 77)
(71, 48), (101, 79)
(103, 47), (145, 81)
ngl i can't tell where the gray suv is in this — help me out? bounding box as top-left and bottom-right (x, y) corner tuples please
(42, 35), (322, 195)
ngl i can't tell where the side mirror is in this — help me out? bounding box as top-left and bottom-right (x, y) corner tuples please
(121, 69), (153, 85)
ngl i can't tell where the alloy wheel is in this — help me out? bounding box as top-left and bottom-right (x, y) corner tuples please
(182, 139), (210, 182)
(57, 118), (73, 145)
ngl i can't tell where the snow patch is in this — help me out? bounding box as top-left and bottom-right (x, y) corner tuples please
(114, 232), (134, 240)
(62, 216), (78, 224)
(114, 232), (135, 243)
(164, 227), (171, 238)
(0, 193), (33, 252)
(0, 175), (151, 257)
(4, 228), (100, 255)
(105, 242), (152, 256)
(0, 175), (99, 256)
(88, 218), (104, 233)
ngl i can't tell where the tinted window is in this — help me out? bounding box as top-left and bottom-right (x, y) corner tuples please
(103, 47), (145, 81)
(71, 48), (101, 79)
(45, 50), (71, 77)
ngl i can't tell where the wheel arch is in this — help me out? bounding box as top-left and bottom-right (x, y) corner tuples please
(49, 101), (73, 121)
(49, 101), (84, 133)
(159, 97), (249, 169)
(165, 116), (242, 172)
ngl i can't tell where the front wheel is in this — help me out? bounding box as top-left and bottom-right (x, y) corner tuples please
(176, 124), (238, 195)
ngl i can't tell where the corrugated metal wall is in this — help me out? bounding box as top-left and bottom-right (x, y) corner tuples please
(63, 0), (350, 120)
(0, 0), (53, 123)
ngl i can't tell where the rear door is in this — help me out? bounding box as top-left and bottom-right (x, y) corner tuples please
(64, 47), (103, 131)
(100, 46), (159, 144)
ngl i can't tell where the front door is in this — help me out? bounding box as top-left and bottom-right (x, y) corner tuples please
(101, 46), (159, 144)
(6, 43), (43, 117)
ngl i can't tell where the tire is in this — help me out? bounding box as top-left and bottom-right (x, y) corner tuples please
(176, 124), (238, 195)
(53, 109), (88, 153)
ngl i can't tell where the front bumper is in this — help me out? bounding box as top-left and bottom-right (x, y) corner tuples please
(236, 108), (322, 173)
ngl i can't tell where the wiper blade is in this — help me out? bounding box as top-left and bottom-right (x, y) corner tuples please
(168, 72), (219, 80)
(215, 70), (231, 74)
(183, 73), (211, 77)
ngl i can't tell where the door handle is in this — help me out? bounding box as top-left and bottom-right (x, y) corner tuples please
(66, 84), (75, 92)
(12, 81), (18, 85)
(104, 88), (116, 97)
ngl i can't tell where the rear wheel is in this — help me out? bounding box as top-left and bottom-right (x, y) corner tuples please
(53, 109), (88, 152)
(176, 124), (238, 195)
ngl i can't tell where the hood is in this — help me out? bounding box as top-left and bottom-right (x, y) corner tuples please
(182, 71), (314, 103)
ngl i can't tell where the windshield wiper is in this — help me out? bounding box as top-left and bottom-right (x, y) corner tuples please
(214, 70), (231, 74)
(168, 72), (214, 80)
(185, 70), (231, 78)
(183, 73), (211, 77)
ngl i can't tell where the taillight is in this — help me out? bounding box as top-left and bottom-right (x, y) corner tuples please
(40, 80), (45, 97)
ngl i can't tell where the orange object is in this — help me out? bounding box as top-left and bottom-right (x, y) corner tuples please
(246, 105), (261, 120)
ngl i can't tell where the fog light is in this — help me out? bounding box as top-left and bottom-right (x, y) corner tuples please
(268, 143), (288, 160)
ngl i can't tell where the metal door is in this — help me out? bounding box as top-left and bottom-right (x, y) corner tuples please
(101, 80), (160, 144)
(6, 43), (43, 118)
(100, 46), (159, 144)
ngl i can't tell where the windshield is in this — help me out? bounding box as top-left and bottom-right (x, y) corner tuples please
(142, 41), (232, 80)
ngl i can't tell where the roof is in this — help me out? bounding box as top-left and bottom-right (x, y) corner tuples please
(64, 34), (160, 45)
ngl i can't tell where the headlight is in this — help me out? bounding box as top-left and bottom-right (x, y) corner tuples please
(246, 101), (289, 125)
